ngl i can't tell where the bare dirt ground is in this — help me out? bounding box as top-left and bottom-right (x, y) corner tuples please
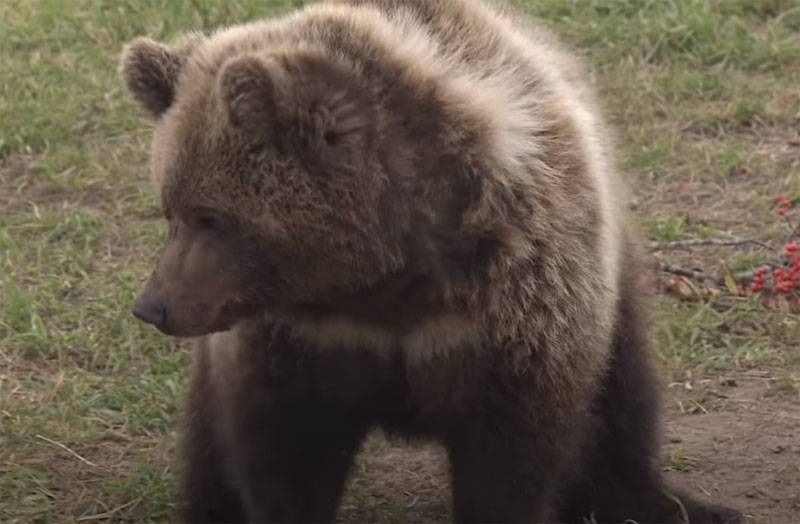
(664, 373), (800, 524)
(339, 436), (450, 523)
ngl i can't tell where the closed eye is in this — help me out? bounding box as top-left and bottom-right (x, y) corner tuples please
(189, 208), (237, 233)
(196, 214), (219, 230)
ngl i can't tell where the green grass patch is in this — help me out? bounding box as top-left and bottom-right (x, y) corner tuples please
(651, 298), (799, 374)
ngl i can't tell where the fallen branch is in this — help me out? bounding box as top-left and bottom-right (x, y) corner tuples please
(656, 238), (773, 251)
(661, 264), (777, 285)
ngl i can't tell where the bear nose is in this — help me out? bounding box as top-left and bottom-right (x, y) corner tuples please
(132, 294), (167, 329)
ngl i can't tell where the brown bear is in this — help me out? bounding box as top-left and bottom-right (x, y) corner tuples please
(122, 0), (742, 522)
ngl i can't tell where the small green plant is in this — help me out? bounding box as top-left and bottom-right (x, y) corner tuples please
(648, 215), (689, 242)
(666, 448), (700, 473)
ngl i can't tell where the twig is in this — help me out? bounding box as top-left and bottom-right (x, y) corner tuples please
(662, 490), (690, 524)
(35, 434), (98, 468)
(656, 238), (773, 251)
(688, 398), (709, 414)
(662, 265), (716, 282)
(661, 264), (774, 285)
(695, 483), (712, 497)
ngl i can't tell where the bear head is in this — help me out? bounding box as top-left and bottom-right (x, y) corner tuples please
(121, 34), (496, 337)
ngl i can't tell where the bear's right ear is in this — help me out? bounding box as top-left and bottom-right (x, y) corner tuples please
(121, 37), (187, 118)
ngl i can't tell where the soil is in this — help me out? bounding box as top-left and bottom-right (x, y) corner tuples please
(664, 373), (800, 524)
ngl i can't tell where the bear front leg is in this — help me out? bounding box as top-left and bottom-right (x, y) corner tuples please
(447, 423), (575, 522)
(214, 329), (373, 522)
(446, 370), (592, 524)
(178, 341), (246, 523)
(229, 397), (368, 523)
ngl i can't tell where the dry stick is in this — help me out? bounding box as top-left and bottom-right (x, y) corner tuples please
(659, 220), (799, 289)
(661, 263), (780, 285)
(656, 238), (774, 251)
(35, 434), (99, 468)
(662, 265), (716, 282)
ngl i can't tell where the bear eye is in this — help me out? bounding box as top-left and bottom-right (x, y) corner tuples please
(196, 214), (219, 230)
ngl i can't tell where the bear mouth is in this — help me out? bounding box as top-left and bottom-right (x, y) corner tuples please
(153, 300), (260, 338)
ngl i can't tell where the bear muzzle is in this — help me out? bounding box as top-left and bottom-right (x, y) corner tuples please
(132, 294), (168, 332)
(132, 289), (255, 337)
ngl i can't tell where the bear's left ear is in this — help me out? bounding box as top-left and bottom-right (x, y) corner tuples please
(219, 52), (372, 148)
(121, 37), (195, 118)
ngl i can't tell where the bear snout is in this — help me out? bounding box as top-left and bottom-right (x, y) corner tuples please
(132, 293), (167, 331)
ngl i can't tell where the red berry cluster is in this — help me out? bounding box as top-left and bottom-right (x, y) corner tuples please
(777, 241), (800, 294)
(751, 241), (800, 294)
(775, 194), (791, 216)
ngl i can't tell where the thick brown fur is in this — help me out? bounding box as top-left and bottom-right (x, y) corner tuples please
(122, 0), (742, 522)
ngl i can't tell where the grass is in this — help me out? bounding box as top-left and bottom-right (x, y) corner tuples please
(651, 297), (800, 374)
(1, 0), (799, 521)
(665, 448), (700, 473)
